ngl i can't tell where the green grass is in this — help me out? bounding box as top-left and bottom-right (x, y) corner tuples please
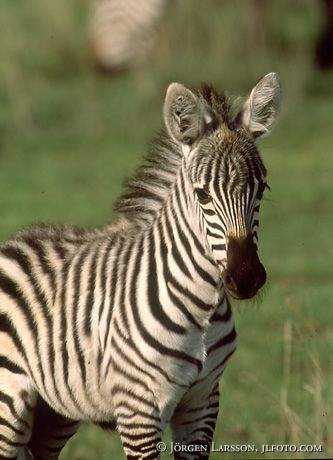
(1, 0), (333, 458)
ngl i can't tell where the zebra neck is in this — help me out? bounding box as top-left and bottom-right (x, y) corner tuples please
(140, 163), (222, 328)
(95, 165), (223, 361)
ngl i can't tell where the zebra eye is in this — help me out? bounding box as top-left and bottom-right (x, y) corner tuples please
(195, 187), (211, 204)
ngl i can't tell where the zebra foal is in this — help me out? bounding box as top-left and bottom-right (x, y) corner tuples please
(0, 73), (281, 459)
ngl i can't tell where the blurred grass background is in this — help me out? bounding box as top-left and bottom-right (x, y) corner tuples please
(0, 0), (333, 458)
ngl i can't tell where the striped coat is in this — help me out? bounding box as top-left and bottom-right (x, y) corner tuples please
(0, 73), (281, 459)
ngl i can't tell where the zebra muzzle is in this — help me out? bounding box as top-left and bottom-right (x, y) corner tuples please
(222, 236), (266, 300)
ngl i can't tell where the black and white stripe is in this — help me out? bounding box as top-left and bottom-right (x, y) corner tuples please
(89, 0), (166, 73)
(0, 73), (281, 459)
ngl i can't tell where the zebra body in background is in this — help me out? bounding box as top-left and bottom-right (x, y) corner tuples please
(89, 0), (166, 73)
(88, 0), (333, 75)
(0, 73), (281, 460)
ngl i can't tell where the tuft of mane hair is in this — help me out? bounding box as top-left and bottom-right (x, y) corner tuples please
(115, 84), (235, 228)
(114, 133), (182, 228)
(199, 84), (234, 128)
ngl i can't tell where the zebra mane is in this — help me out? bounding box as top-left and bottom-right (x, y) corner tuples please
(114, 133), (183, 227)
(199, 84), (234, 127)
(115, 85), (233, 228)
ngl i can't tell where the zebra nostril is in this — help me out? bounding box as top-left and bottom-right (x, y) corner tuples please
(224, 272), (238, 293)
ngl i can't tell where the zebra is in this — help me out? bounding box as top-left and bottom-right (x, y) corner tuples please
(0, 72), (281, 459)
(88, 0), (166, 73)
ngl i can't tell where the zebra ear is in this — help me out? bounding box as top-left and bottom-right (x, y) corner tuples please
(238, 72), (281, 138)
(163, 83), (212, 147)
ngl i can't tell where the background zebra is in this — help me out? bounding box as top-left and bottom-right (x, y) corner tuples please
(88, 0), (167, 73)
(0, 73), (281, 459)
(87, 0), (333, 75)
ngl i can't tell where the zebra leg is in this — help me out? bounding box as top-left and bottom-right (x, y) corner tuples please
(116, 406), (163, 460)
(119, 424), (163, 459)
(170, 384), (220, 460)
(0, 370), (37, 459)
(27, 396), (80, 460)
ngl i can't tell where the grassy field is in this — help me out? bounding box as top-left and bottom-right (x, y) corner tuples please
(1, 1), (333, 459)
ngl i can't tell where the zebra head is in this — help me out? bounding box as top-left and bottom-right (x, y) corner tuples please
(164, 73), (281, 300)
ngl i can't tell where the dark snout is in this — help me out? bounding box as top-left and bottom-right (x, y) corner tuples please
(222, 236), (266, 300)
